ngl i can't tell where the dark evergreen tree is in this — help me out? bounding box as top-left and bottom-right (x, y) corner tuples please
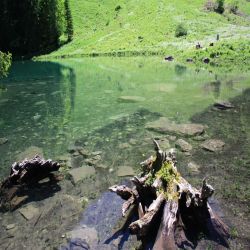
(0, 0), (68, 56)
(64, 0), (74, 42)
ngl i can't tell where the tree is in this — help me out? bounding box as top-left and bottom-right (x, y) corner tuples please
(0, 0), (69, 56)
(64, 0), (74, 42)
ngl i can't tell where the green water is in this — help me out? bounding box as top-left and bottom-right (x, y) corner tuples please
(0, 58), (249, 177)
(0, 57), (249, 249)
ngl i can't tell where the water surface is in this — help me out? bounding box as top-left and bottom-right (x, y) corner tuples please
(0, 57), (249, 249)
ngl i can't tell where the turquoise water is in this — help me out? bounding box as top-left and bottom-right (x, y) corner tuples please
(0, 57), (249, 249)
(0, 58), (248, 177)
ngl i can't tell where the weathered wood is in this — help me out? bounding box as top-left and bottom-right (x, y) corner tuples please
(109, 140), (230, 249)
(0, 155), (60, 211)
(129, 193), (165, 236)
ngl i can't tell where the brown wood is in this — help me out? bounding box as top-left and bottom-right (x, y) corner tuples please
(109, 140), (230, 249)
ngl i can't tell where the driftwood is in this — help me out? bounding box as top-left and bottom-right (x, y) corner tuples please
(109, 140), (230, 249)
(0, 155), (60, 211)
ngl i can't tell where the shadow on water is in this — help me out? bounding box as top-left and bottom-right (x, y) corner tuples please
(0, 61), (76, 177)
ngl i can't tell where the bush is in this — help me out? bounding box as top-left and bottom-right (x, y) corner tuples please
(228, 1), (239, 14)
(215, 0), (225, 13)
(0, 51), (12, 78)
(175, 24), (187, 37)
(204, 0), (225, 13)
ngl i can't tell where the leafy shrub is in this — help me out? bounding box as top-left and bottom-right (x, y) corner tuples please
(228, 1), (239, 14)
(0, 51), (11, 78)
(204, 0), (225, 13)
(215, 0), (225, 13)
(175, 24), (187, 37)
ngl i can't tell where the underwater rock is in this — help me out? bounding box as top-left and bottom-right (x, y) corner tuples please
(187, 162), (200, 174)
(117, 166), (135, 177)
(15, 146), (44, 162)
(118, 143), (131, 149)
(79, 149), (91, 158)
(6, 223), (16, 230)
(201, 139), (225, 152)
(65, 226), (98, 249)
(118, 96), (145, 103)
(34, 101), (47, 106)
(19, 204), (40, 220)
(154, 137), (170, 150)
(214, 101), (234, 110)
(70, 155), (84, 169)
(69, 166), (96, 184)
(175, 139), (192, 152)
(0, 137), (8, 145)
(33, 113), (41, 121)
(146, 117), (205, 137)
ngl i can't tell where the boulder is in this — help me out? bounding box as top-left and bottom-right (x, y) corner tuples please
(19, 204), (40, 220)
(187, 162), (200, 174)
(6, 224), (16, 230)
(175, 139), (192, 152)
(201, 139), (225, 152)
(146, 117), (205, 137)
(117, 166), (135, 177)
(214, 101), (234, 110)
(70, 155), (84, 169)
(69, 166), (96, 184)
(0, 137), (8, 145)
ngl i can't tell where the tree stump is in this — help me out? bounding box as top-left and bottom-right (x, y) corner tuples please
(0, 155), (60, 211)
(109, 140), (229, 249)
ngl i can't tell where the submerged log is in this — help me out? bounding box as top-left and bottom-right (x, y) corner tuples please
(0, 155), (60, 211)
(109, 140), (230, 249)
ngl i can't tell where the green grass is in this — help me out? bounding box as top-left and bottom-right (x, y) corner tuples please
(37, 0), (250, 68)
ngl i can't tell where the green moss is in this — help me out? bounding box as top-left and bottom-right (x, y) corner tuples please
(156, 161), (180, 200)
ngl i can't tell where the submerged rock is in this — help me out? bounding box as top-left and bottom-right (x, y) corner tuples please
(146, 117), (205, 137)
(118, 96), (145, 103)
(0, 137), (8, 145)
(69, 166), (96, 184)
(214, 101), (234, 110)
(117, 166), (135, 177)
(201, 139), (225, 152)
(65, 226), (98, 249)
(175, 139), (192, 152)
(154, 137), (170, 150)
(187, 162), (200, 174)
(15, 146), (44, 161)
(6, 224), (16, 230)
(19, 204), (40, 220)
(70, 155), (84, 168)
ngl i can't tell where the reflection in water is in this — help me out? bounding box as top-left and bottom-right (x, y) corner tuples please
(0, 61), (76, 177)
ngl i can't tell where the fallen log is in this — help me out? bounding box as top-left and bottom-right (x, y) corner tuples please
(0, 155), (60, 211)
(109, 140), (230, 249)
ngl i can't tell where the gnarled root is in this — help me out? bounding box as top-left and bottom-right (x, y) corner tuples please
(109, 140), (230, 249)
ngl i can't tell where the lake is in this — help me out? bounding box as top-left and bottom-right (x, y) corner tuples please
(0, 57), (249, 249)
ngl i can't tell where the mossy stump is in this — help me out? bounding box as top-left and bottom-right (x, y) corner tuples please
(109, 140), (229, 249)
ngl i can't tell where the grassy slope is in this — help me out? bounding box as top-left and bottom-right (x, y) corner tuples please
(39, 0), (250, 67)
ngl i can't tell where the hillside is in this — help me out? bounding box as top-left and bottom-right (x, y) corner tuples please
(40, 0), (250, 67)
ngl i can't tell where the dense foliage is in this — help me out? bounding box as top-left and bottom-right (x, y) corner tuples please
(0, 0), (73, 56)
(0, 51), (12, 78)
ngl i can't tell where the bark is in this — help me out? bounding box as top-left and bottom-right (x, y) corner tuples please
(109, 140), (230, 249)
(0, 155), (60, 211)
